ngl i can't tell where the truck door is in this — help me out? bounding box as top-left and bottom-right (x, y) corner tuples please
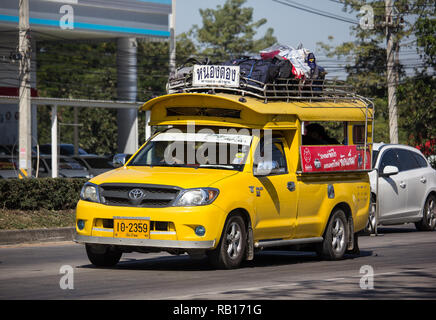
(251, 137), (298, 240)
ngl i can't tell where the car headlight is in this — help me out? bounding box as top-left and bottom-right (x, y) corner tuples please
(80, 182), (100, 203)
(173, 188), (219, 207)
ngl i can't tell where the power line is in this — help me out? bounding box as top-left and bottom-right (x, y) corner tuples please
(327, 0), (435, 9)
(273, 0), (359, 24)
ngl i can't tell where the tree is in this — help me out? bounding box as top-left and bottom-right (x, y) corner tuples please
(35, 1), (277, 154)
(415, 14), (436, 69)
(36, 37), (197, 154)
(36, 41), (119, 154)
(185, 0), (277, 62)
(398, 74), (436, 149)
(317, 0), (435, 144)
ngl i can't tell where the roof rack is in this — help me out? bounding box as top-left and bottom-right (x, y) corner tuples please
(168, 72), (359, 104)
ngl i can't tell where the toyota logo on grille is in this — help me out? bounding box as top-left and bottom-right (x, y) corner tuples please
(128, 188), (145, 200)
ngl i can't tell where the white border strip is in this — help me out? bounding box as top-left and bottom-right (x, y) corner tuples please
(152, 133), (253, 146)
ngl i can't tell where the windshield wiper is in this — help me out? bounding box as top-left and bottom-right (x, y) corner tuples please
(198, 164), (235, 170)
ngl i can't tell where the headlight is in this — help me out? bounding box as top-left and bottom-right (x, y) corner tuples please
(80, 183), (100, 203)
(173, 188), (219, 207)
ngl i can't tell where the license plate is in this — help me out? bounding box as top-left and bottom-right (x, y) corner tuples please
(113, 218), (150, 239)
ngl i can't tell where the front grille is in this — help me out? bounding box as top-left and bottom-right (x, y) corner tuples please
(99, 183), (181, 208)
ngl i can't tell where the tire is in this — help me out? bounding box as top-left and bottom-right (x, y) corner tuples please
(207, 214), (247, 269)
(363, 194), (377, 234)
(85, 244), (122, 267)
(415, 194), (436, 231)
(317, 209), (349, 261)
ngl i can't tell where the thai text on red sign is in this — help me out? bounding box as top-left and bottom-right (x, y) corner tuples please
(300, 145), (370, 173)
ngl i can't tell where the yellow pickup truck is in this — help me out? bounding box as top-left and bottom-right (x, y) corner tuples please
(75, 74), (373, 269)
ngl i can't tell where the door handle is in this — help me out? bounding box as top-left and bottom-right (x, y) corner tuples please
(399, 182), (406, 188)
(287, 181), (296, 192)
(420, 177), (427, 183)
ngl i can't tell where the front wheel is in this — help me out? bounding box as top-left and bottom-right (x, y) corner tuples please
(207, 214), (247, 269)
(85, 244), (122, 267)
(415, 194), (436, 231)
(317, 209), (349, 260)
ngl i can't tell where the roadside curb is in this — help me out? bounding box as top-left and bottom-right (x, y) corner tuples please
(0, 227), (75, 245)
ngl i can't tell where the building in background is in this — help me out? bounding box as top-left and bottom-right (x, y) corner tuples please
(0, 0), (171, 155)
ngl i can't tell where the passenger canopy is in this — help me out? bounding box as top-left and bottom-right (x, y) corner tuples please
(141, 93), (373, 129)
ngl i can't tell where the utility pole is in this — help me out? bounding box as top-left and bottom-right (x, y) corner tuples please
(116, 38), (138, 153)
(386, 0), (398, 144)
(18, 0), (32, 178)
(169, 0), (176, 75)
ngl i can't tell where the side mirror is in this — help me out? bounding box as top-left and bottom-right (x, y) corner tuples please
(381, 165), (399, 177)
(254, 160), (279, 176)
(113, 153), (131, 168)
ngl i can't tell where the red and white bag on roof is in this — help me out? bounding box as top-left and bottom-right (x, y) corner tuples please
(260, 43), (312, 79)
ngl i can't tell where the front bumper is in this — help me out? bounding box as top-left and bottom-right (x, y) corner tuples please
(75, 200), (226, 249)
(74, 234), (215, 249)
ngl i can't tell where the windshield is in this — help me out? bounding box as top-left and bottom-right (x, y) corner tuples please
(129, 131), (253, 171)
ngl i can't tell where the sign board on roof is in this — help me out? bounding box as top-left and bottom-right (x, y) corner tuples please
(0, 0), (171, 39)
(192, 65), (241, 88)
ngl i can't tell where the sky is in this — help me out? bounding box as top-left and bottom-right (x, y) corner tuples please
(175, 0), (361, 78)
(176, 0), (357, 50)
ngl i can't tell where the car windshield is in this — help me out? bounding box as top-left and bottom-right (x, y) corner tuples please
(129, 131), (253, 171)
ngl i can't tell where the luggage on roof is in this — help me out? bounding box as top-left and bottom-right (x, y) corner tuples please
(165, 44), (354, 102)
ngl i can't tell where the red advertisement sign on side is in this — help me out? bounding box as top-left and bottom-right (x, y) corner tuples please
(300, 145), (370, 173)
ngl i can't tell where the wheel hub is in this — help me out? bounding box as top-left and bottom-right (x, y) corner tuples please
(226, 222), (242, 259)
(331, 218), (345, 253)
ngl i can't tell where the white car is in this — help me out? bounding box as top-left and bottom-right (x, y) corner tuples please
(367, 143), (436, 233)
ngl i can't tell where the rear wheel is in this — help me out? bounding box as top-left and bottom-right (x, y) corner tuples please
(363, 194), (377, 234)
(207, 214), (246, 269)
(317, 209), (348, 260)
(85, 244), (122, 267)
(415, 194), (436, 231)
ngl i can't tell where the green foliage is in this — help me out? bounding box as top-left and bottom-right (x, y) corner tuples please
(398, 74), (436, 146)
(36, 41), (119, 154)
(0, 209), (76, 230)
(0, 178), (87, 210)
(35, 1), (275, 154)
(184, 0), (277, 62)
(415, 15), (436, 69)
(36, 37), (198, 153)
(372, 97), (390, 143)
(37, 41), (117, 100)
(318, 37), (388, 97)
(317, 0), (435, 146)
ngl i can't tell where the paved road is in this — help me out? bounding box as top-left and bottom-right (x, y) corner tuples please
(0, 224), (435, 300)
